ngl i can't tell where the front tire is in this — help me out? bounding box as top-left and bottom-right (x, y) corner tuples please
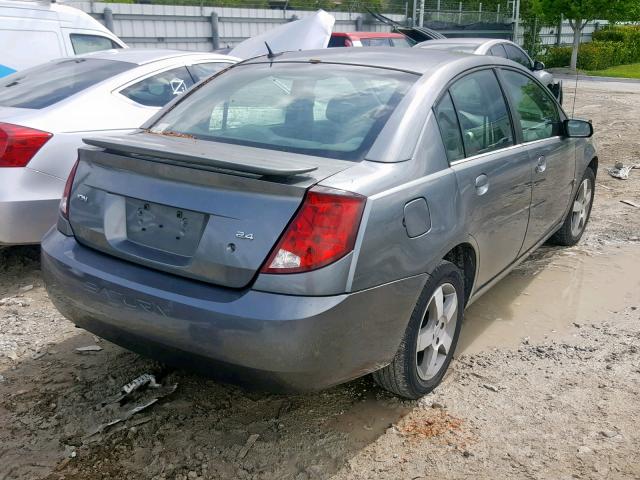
(373, 260), (465, 399)
(551, 167), (595, 246)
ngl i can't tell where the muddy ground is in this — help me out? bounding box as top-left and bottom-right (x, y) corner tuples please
(1, 80), (639, 480)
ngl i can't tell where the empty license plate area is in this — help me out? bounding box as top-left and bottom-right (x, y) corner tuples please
(125, 198), (206, 257)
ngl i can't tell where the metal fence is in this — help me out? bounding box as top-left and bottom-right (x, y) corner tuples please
(71, 1), (405, 50)
(70, 1), (599, 52)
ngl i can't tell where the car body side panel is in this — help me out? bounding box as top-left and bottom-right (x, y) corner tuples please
(25, 129), (134, 180)
(521, 137), (576, 252)
(451, 145), (532, 287)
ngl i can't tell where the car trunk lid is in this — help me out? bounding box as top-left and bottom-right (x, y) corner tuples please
(68, 133), (354, 288)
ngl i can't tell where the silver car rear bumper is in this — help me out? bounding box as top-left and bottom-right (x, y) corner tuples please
(0, 168), (63, 245)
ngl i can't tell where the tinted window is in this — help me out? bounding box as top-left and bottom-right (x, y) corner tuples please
(504, 44), (532, 68)
(360, 38), (392, 47)
(149, 63), (416, 161)
(0, 58), (134, 109)
(121, 67), (195, 107)
(434, 92), (464, 162)
(188, 62), (231, 82)
(501, 70), (560, 142)
(70, 34), (120, 54)
(489, 44), (508, 58)
(327, 36), (346, 47)
(449, 70), (513, 156)
(390, 37), (414, 47)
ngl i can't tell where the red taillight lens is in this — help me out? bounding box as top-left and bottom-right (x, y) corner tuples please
(261, 187), (366, 274)
(60, 160), (79, 219)
(0, 123), (52, 167)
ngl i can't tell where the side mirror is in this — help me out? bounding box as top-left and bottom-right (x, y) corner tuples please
(533, 60), (545, 71)
(564, 119), (593, 138)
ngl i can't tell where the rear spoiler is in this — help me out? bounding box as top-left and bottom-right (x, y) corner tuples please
(83, 133), (319, 178)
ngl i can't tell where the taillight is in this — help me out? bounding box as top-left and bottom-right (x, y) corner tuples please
(261, 186), (366, 274)
(0, 123), (52, 167)
(60, 160), (79, 219)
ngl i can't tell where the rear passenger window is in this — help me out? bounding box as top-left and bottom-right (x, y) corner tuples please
(489, 44), (508, 58)
(434, 92), (465, 162)
(70, 34), (120, 55)
(449, 70), (513, 157)
(501, 70), (561, 142)
(120, 67), (194, 107)
(361, 38), (392, 47)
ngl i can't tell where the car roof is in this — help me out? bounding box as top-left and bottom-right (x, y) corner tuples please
(241, 47), (509, 75)
(78, 48), (237, 65)
(332, 31), (406, 39)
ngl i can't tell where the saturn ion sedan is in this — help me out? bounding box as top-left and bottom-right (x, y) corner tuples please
(0, 49), (237, 245)
(42, 48), (596, 398)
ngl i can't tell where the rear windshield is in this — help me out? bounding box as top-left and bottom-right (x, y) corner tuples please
(149, 62), (416, 160)
(0, 58), (134, 109)
(419, 43), (481, 54)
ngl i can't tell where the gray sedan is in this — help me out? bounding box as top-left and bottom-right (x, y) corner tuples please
(42, 48), (596, 398)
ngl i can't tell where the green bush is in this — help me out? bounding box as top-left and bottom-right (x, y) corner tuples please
(542, 46), (572, 68)
(543, 26), (640, 70)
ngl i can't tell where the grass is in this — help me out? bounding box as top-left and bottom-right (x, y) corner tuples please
(587, 63), (640, 79)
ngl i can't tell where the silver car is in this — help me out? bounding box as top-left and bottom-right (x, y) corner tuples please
(415, 38), (562, 102)
(42, 48), (596, 398)
(0, 49), (237, 245)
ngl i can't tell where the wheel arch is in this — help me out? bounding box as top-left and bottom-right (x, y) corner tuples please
(442, 241), (477, 306)
(588, 155), (598, 175)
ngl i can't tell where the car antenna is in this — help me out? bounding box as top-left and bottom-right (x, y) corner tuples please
(265, 42), (281, 60)
(571, 68), (579, 117)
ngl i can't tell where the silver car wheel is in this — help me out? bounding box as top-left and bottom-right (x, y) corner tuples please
(570, 178), (592, 238)
(416, 282), (458, 381)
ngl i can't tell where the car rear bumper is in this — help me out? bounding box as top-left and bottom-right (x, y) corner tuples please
(42, 229), (426, 392)
(0, 168), (63, 245)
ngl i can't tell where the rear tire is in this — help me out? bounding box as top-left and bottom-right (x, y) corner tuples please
(551, 167), (595, 246)
(373, 260), (464, 399)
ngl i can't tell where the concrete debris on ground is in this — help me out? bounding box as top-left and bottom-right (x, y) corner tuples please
(75, 345), (103, 354)
(608, 161), (640, 180)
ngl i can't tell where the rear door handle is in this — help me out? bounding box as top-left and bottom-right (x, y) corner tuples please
(535, 155), (547, 173)
(475, 174), (489, 196)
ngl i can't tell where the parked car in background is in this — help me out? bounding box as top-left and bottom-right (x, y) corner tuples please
(42, 48), (596, 399)
(328, 31), (414, 47)
(0, 49), (237, 245)
(0, 0), (126, 77)
(415, 38), (563, 102)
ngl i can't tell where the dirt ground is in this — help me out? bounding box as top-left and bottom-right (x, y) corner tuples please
(1, 80), (639, 480)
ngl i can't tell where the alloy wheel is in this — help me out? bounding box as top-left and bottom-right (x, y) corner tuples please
(571, 178), (592, 238)
(416, 282), (458, 381)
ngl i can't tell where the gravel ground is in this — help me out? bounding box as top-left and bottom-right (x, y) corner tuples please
(1, 80), (639, 480)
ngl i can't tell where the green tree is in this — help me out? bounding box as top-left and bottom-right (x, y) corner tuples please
(532, 0), (638, 70)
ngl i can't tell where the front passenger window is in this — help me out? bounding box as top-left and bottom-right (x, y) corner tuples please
(449, 70), (514, 157)
(501, 70), (561, 142)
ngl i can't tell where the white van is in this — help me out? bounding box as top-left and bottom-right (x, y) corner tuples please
(0, 0), (126, 77)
